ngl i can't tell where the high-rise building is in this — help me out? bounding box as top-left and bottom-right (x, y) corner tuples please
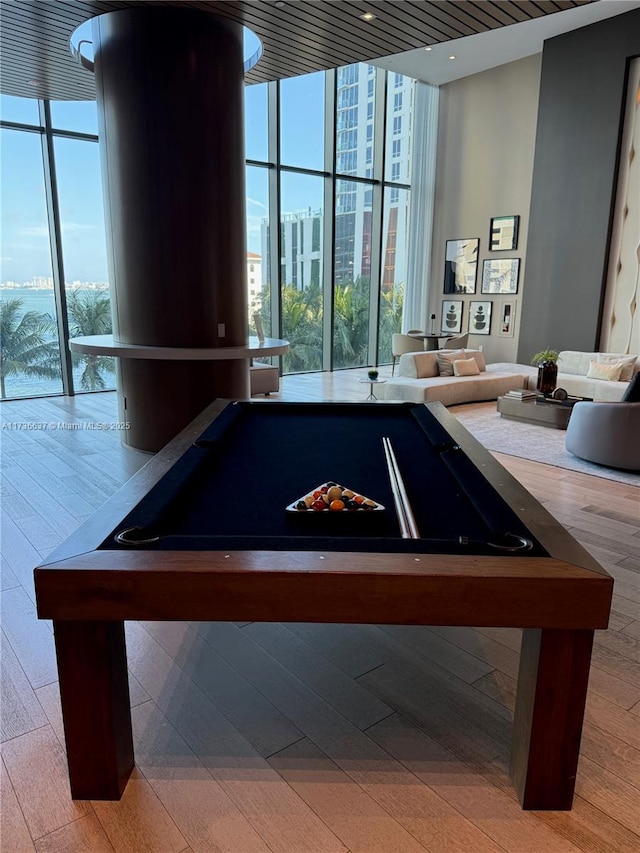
(246, 251), (262, 306)
(261, 65), (413, 295)
(334, 66), (413, 288)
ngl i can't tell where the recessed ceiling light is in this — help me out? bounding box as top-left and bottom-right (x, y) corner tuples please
(424, 47), (432, 52)
(448, 55), (456, 60)
(360, 12), (377, 21)
(275, 1), (285, 6)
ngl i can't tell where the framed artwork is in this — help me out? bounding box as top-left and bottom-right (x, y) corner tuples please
(481, 258), (520, 294)
(440, 300), (463, 334)
(489, 215), (519, 251)
(469, 301), (492, 335)
(499, 300), (516, 337)
(443, 238), (479, 294)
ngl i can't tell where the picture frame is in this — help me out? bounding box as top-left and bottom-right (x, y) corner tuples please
(498, 300), (516, 337)
(440, 300), (463, 334)
(469, 301), (492, 335)
(481, 258), (520, 294)
(443, 238), (479, 294)
(489, 215), (519, 251)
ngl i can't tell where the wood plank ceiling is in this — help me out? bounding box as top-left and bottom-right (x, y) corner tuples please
(1, 0), (594, 101)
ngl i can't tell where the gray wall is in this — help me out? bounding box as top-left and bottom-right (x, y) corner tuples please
(430, 56), (541, 364)
(518, 8), (640, 362)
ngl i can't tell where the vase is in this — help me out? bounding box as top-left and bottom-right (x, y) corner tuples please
(537, 361), (558, 395)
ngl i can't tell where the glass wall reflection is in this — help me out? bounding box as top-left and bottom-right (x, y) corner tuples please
(279, 171), (324, 373)
(385, 74), (414, 184)
(1, 63), (417, 396)
(336, 64), (376, 180)
(50, 100), (99, 136)
(0, 129), (63, 398)
(280, 71), (325, 170)
(378, 187), (410, 365)
(54, 136), (115, 392)
(244, 83), (268, 163)
(333, 179), (373, 369)
(246, 165), (270, 339)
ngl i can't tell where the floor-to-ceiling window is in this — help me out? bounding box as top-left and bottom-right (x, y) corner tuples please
(279, 171), (325, 372)
(0, 121), (63, 398)
(54, 133), (115, 392)
(0, 95), (112, 398)
(1, 65), (417, 398)
(379, 187), (410, 364)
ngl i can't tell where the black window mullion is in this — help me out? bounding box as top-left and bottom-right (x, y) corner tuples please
(39, 99), (74, 396)
(323, 69), (336, 372)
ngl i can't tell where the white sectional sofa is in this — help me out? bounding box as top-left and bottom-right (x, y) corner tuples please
(379, 349), (640, 406)
(378, 349), (533, 405)
(539, 351), (640, 401)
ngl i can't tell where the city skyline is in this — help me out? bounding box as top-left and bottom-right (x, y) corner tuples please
(1, 65), (414, 395)
(2, 68), (412, 287)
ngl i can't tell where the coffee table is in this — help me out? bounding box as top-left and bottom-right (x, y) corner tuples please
(497, 395), (584, 429)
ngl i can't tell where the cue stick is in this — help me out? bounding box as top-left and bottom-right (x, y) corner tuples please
(382, 437), (420, 539)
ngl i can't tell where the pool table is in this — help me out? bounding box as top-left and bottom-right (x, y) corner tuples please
(34, 400), (613, 810)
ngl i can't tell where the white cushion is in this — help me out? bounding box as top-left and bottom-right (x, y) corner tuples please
(587, 360), (623, 381)
(597, 353), (637, 382)
(557, 351), (598, 376)
(453, 357), (480, 376)
(462, 349), (487, 372)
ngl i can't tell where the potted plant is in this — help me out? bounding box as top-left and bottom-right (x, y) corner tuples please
(531, 348), (559, 395)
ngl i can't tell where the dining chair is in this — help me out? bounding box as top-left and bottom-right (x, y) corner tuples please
(443, 332), (469, 349)
(391, 333), (423, 375)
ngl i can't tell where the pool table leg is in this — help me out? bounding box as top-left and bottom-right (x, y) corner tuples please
(53, 620), (134, 800)
(510, 628), (594, 810)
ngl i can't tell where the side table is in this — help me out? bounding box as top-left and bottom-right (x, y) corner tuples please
(359, 378), (387, 400)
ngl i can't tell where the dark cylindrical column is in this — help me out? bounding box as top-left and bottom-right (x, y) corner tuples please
(92, 8), (249, 450)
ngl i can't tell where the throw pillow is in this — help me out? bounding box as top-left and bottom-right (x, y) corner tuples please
(586, 360), (623, 382)
(412, 352), (440, 379)
(597, 353), (638, 382)
(436, 350), (466, 376)
(622, 372), (640, 402)
(453, 358), (481, 377)
(462, 349), (487, 372)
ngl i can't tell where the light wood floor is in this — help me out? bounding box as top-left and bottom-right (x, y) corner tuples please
(1, 369), (639, 853)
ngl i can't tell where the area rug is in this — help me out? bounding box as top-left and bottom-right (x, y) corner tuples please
(450, 404), (640, 487)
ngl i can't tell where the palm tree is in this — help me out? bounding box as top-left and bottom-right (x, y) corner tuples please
(332, 277), (370, 369)
(254, 278), (403, 371)
(66, 290), (116, 390)
(0, 298), (61, 398)
(280, 284), (323, 372)
(378, 283), (404, 363)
